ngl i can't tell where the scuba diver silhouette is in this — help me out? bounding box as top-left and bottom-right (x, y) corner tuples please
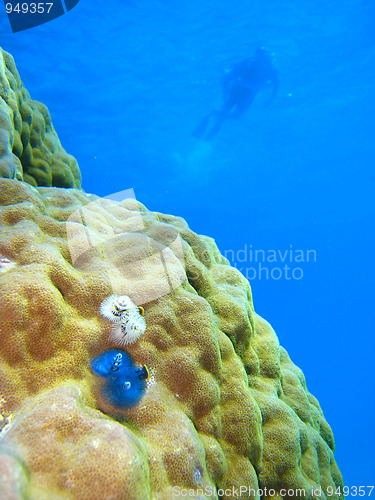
(193, 47), (278, 141)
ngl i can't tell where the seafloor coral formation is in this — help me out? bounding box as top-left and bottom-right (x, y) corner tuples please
(0, 48), (81, 188)
(0, 179), (344, 499)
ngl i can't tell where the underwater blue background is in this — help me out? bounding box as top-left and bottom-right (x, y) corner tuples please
(1, 0), (374, 491)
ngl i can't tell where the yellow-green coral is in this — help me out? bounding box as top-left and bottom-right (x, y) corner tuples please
(0, 179), (344, 499)
(0, 47), (81, 188)
(2, 383), (151, 500)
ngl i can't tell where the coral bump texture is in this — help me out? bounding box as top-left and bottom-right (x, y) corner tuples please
(0, 44), (344, 500)
(0, 178), (344, 499)
(0, 47), (81, 188)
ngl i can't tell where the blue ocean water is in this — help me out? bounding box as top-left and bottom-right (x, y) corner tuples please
(1, 0), (374, 491)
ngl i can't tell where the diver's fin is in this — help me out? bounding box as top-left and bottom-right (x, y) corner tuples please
(192, 112), (214, 139)
(205, 114), (225, 140)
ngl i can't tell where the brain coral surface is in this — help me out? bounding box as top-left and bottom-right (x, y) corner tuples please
(0, 48), (81, 188)
(0, 179), (344, 500)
